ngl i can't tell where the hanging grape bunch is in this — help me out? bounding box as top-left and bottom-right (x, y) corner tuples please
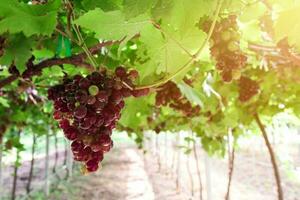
(48, 67), (149, 172)
(202, 15), (247, 82)
(155, 81), (200, 117)
(238, 76), (259, 102)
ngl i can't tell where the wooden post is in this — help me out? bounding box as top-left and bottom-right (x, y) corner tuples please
(66, 140), (73, 178)
(164, 132), (168, 169)
(176, 132), (181, 191)
(44, 130), (50, 197)
(155, 133), (161, 171)
(0, 138), (3, 200)
(193, 139), (203, 200)
(186, 139), (194, 196)
(204, 153), (212, 200)
(52, 132), (58, 173)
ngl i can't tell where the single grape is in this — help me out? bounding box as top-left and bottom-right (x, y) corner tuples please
(80, 118), (93, 130)
(71, 140), (84, 153)
(115, 66), (127, 78)
(59, 119), (70, 129)
(86, 159), (99, 172)
(64, 126), (78, 141)
(121, 88), (131, 97)
(74, 105), (87, 119)
(110, 90), (123, 104)
(90, 72), (104, 84)
(99, 134), (111, 146)
(96, 91), (108, 102)
(53, 111), (62, 120)
(75, 90), (88, 104)
(221, 31), (231, 41)
(88, 85), (99, 96)
(79, 78), (91, 89)
(128, 70), (139, 80)
(87, 96), (96, 105)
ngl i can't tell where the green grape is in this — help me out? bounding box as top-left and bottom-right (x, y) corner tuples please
(227, 41), (239, 52)
(221, 31), (231, 41)
(88, 85), (99, 96)
(232, 69), (242, 80)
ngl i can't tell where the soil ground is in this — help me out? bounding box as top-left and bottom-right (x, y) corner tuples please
(1, 142), (300, 200)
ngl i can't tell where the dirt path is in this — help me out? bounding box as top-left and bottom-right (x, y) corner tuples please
(45, 145), (191, 200)
(60, 147), (155, 200)
(2, 142), (299, 200)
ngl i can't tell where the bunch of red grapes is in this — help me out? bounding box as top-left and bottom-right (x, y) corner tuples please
(155, 81), (200, 117)
(48, 67), (149, 172)
(238, 76), (259, 102)
(202, 15), (247, 82)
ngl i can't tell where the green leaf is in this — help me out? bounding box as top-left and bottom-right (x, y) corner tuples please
(239, 2), (267, 22)
(119, 95), (154, 129)
(178, 82), (204, 107)
(42, 65), (64, 77)
(82, 0), (122, 11)
(0, 97), (9, 107)
(137, 25), (206, 81)
(0, 0), (60, 36)
(75, 9), (150, 41)
(0, 34), (34, 73)
(152, 0), (216, 33)
(123, 0), (156, 18)
(274, 4), (300, 50)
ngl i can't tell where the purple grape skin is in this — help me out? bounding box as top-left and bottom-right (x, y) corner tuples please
(74, 105), (87, 119)
(48, 68), (142, 172)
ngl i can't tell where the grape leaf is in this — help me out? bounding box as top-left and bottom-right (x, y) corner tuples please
(82, 0), (122, 11)
(239, 2), (267, 22)
(274, 5), (300, 50)
(123, 0), (156, 19)
(137, 24), (206, 81)
(119, 96), (153, 129)
(75, 9), (150, 41)
(0, 34), (34, 73)
(0, 0), (60, 36)
(178, 82), (204, 107)
(0, 97), (9, 107)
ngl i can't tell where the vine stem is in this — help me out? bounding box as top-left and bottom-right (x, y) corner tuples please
(254, 113), (284, 200)
(66, 0), (98, 68)
(225, 132), (235, 200)
(186, 139), (194, 196)
(135, 0), (224, 90)
(192, 134), (203, 200)
(26, 133), (36, 194)
(12, 131), (21, 200)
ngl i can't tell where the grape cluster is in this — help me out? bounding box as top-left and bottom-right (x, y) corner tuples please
(238, 76), (259, 102)
(155, 81), (200, 117)
(48, 67), (149, 172)
(202, 16), (247, 82)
